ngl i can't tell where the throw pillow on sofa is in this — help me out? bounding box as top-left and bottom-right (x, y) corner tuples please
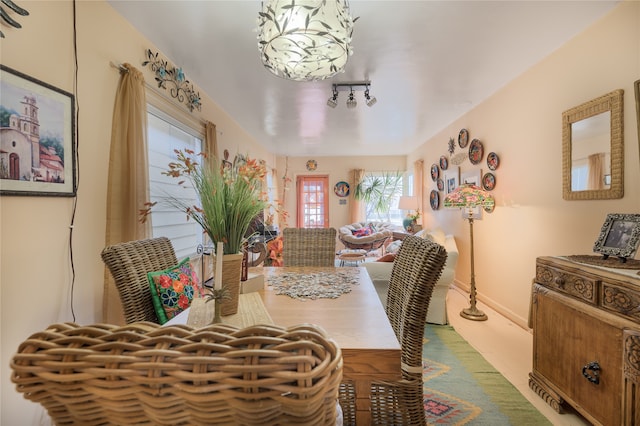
(352, 227), (373, 237)
(415, 228), (446, 246)
(376, 253), (396, 262)
(386, 240), (402, 254)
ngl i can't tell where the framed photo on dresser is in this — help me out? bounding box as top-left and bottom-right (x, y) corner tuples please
(593, 213), (640, 260)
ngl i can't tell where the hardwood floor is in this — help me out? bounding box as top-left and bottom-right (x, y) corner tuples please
(446, 286), (590, 426)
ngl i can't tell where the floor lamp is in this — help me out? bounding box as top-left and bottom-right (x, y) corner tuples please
(443, 184), (495, 321)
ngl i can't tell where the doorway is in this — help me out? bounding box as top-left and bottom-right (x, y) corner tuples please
(296, 175), (329, 228)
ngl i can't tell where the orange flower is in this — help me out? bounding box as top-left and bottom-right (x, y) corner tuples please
(266, 236), (284, 267)
(173, 278), (184, 293)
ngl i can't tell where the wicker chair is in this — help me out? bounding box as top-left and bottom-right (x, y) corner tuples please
(283, 227), (337, 267)
(101, 237), (178, 324)
(339, 235), (448, 425)
(11, 322), (343, 426)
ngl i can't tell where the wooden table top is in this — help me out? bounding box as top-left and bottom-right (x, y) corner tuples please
(256, 266), (400, 352)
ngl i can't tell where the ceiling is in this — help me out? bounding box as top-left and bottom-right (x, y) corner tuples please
(108, 1), (618, 158)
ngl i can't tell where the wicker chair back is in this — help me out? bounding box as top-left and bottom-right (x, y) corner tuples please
(101, 237), (178, 324)
(11, 323), (343, 425)
(339, 235), (447, 425)
(283, 227), (337, 267)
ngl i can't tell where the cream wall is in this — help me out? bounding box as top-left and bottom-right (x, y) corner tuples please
(409, 2), (640, 327)
(274, 155), (407, 235)
(0, 2), (274, 424)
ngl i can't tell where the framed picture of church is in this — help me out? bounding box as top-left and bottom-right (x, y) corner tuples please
(0, 65), (76, 196)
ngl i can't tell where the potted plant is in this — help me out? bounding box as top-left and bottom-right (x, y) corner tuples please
(141, 149), (267, 314)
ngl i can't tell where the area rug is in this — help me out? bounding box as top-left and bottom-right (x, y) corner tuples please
(423, 325), (551, 425)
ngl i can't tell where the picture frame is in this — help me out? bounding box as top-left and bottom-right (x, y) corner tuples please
(444, 167), (459, 195)
(1, 65), (76, 196)
(593, 213), (640, 260)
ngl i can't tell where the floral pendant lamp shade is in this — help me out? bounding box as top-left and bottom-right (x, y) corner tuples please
(443, 184), (495, 210)
(257, 0), (355, 81)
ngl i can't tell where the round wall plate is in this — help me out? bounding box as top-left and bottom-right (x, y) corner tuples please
(334, 181), (350, 197)
(306, 159), (317, 171)
(487, 152), (500, 170)
(458, 129), (469, 148)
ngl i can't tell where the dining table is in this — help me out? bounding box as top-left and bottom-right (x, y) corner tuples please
(167, 266), (401, 425)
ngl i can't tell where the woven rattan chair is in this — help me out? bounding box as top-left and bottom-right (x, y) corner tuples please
(11, 322), (343, 426)
(101, 237), (178, 324)
(283, 227), (337, 267)
(339, 235), (447, 425)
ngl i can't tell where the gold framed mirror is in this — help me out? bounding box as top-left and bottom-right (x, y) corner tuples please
(562, 89), (624, 200)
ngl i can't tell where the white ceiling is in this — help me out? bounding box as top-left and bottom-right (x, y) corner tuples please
(108, 0), (618, 157)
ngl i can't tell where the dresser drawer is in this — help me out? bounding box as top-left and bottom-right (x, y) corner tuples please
(602, 281), (640, 322)
(535, 263), (597, 304)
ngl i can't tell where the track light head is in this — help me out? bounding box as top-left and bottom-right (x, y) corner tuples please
(327, 88), (338, 108)
(346, 90), (357, 109)
(365, 88), (377, 107)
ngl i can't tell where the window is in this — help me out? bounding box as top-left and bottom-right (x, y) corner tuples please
(571, 161), (588, 191)
(147, 107), (204, 259)
(358, 172), (404, 225)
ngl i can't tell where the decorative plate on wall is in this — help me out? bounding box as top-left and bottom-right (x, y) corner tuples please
(306, 159), (317, 171)
(430, 190), (440, 210)
(439, 155), (449, 170)
(334, 181), (350, 197)
(458, 129), (469, 148)
(469, 139), (484, 165)
(487, 152), (500, 170)
(482, 172), (496, 191)
(437, 178), (444, 191)
(430, 164), (439, 181)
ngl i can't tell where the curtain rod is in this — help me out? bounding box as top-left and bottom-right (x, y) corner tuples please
(109, 61), (128, 73)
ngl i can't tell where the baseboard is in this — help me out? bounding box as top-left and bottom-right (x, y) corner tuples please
(451, 281), (531, 332)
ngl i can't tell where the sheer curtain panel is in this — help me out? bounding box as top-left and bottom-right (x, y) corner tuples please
(103, 63), (150, 323)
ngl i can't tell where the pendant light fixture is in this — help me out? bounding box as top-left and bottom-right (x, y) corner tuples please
(257, 0), (355, 81)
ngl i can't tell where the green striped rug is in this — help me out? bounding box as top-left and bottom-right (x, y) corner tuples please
(423, 325), (551, 425)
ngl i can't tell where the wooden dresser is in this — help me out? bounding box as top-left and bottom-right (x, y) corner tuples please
(529, 256), (640, 426)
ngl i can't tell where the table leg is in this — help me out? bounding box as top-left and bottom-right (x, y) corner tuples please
(353, 379), (372, 425)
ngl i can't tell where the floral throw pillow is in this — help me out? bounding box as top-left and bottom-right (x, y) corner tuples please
(352, 227), (373, 237)
(147, 257), (200, 324)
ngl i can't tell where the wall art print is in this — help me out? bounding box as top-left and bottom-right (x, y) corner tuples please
(0, 65), (76, 196)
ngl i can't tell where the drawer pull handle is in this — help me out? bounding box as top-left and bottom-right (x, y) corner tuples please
(554, 277), (565, 287)
(582, 361), (600, 385)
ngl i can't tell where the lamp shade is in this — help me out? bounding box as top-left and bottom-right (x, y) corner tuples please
(443, 184), (495, 209)
(257, 0), (354, 81)
(397, 195), (419, 211)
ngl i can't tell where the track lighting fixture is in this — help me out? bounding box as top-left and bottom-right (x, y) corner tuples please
(327, 81), (377, 109)
(327, 87), (339, 108)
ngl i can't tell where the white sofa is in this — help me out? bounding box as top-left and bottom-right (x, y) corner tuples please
(363, 229), (458, 325)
